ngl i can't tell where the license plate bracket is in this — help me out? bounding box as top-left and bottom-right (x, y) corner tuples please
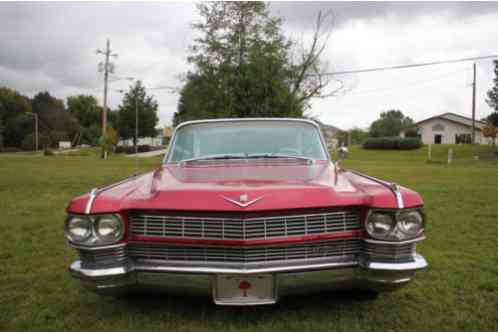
(213, 274), (276, 305)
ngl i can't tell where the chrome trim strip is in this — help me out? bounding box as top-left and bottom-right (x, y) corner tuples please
(348, 170), (405, 208)
(70, 254), (427, 278)
(85, 188), (98, 214)
(363, 235), (426, 245)
(70, 260), (131, 278)
(390, 183), (405, 209)
(82, 173), (146, 215)
(164, 118), (331, 164)
(133, 260), (358, 275)
(360, 254), (428, 271)
(69, 242), (127, 251)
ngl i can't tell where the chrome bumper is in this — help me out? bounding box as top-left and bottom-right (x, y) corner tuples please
(69, 254), (428, 301)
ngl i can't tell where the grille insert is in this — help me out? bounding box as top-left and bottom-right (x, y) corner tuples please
(363, 242), (416, 263)
(129, 210), (361, 240)
(128, 239), (362, 264)
(77, 245), (127, 269)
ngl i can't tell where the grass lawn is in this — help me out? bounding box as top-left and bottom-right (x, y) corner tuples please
(1, 145), (497, 331)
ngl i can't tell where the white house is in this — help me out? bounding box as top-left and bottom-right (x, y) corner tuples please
(400, 113), (489, 145)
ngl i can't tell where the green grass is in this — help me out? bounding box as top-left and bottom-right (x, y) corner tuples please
(1, 145), (497, 331)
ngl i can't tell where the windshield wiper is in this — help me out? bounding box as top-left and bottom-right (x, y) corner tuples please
(246, 153), (314, 163)
(179, 153), (247, 164)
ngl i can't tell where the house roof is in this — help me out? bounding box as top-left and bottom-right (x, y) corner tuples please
(409, 112), (486, 131)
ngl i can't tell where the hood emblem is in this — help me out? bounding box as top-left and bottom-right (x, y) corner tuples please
(222, 194), (264, 208)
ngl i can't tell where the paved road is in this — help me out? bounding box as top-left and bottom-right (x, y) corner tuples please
(125, 149), (167, 158)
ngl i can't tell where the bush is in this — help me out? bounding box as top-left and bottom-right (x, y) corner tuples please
(21, 133), (51, 151)
(363, 137), (422, 150)
(115, 145), (152, 154)
(0, 147), (22, 153)
(43, 148), (54, 156)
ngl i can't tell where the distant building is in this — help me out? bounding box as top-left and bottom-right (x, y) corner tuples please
(400, 112), (489, 145)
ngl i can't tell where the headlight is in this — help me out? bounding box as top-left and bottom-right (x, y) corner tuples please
(95, 215), (123, 243)
(366, 209), (425, 241)
(64, 214), (124, 245)
(65, 216), (92, 242)
(397, 210), (424, 237)
(366, 212), (396, 239)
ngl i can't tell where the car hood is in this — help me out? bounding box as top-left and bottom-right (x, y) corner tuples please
(67, 161), (423, 214)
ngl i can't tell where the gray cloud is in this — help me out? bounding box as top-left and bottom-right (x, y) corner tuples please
(1, 2), (497, 129)
(270, 2), (498, 29)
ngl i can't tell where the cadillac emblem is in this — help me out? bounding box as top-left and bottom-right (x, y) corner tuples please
(222, 194), (264, 208)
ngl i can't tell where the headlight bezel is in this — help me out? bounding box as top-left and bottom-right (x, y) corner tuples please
(64, 213), (125, 246)
(365, 208), (425, 241)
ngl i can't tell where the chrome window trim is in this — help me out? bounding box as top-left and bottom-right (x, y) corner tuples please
(163, 118), (331, 164)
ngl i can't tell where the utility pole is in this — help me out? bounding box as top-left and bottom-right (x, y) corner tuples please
(34, 113), (38, 152)
(26, 113), (38, 151)
(471, 62), (476, 145)
(135, 91), (139, 175)
(97, 39), (117, 159)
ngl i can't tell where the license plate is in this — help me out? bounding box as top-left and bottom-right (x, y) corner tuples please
(213, 274), (276, 305)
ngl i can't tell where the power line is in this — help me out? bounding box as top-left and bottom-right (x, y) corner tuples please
(316, 54), (498, 76)
(341, 67), (469, 97)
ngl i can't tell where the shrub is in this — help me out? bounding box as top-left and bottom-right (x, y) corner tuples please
(21, 133), (51, 151)
(363, 137), (422, 150)
(115, 145), (152, 154)
(43, 148), (54, 156)
(0, 147), (22, 153)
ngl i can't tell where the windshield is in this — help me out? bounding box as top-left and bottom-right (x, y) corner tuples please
(166, 120), (327, 162)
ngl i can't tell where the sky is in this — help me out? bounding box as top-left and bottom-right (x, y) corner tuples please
(1, 1), (498, 130)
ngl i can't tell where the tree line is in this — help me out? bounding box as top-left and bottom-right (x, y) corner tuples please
(0, 81), (158, 151)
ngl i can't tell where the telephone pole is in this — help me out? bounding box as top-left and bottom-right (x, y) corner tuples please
(471, 62), (476, 145)
(97, 39), (117, 159)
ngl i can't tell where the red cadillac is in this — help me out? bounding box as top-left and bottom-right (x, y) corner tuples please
(65, 118), (427, 305)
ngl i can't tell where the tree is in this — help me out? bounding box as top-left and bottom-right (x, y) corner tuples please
(0, 117), (4, 149)
(369, 110), (414, 137)
(32, 92), (79, 147)
(99, 125), (119, 154)
(349, 127), (369, 144)
(67, 95), (101, 128)
(486, 60), (498, 112)
(0, 87), (33, 148)
(117, 81), (159, 145)
(173, 2), (334, 125)
(482, 112), (498, 145)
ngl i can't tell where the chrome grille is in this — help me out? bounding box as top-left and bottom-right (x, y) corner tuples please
(77, 245), (127, 269)
(129, 210), (361, 240)
(363, 242), (416, 263)
(128, 239), (361, 264)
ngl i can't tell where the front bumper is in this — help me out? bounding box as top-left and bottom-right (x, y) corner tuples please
(69, 253), (428, 303)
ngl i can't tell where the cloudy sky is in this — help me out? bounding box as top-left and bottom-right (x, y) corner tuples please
(1, 1), (498, 130)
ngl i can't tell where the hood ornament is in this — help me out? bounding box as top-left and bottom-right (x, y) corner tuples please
(222, 194), (264, 208)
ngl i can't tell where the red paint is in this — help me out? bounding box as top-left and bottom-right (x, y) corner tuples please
(67, 161), (423, 215)
(66, 158), (424, 246)
(130, 230), (363, 246)
(239, 281), (251, 297)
